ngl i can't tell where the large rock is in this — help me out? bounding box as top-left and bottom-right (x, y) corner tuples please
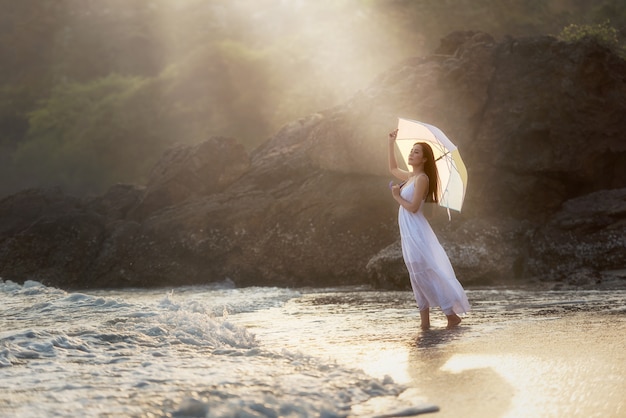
(0, 188), (106, 288)
(525, 188), (626, 288)
(1, 32), (625, 290)
(465, 35), (626, 220)
(129, 137), (250, 220)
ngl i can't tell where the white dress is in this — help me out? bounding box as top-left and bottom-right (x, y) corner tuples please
(398, 175), (470, 316)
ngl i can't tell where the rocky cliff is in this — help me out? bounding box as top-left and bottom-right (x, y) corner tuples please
(1, 32), (625, 290)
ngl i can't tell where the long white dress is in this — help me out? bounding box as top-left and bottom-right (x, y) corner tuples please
(398, 175), (470, 316)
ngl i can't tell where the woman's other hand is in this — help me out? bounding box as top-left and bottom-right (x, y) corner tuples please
(391, 183), (401, 198)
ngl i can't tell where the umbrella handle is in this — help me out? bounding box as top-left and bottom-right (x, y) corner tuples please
(435, 150), (451, 162)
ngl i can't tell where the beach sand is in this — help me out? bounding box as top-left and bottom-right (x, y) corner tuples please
(393, 314), (626, 417)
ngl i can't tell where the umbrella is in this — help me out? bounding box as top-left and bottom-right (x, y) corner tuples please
(395, 117), (468, 213)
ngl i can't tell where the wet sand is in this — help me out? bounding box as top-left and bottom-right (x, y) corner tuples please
(401, 314), (626, 417)
(231, 288), (626, 417)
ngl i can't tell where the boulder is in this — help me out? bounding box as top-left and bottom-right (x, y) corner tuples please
(129, 137), (250, 220)
(0, 188), (106, 288)
(86, 183), (145, 221)
(524, 188), (626, 288)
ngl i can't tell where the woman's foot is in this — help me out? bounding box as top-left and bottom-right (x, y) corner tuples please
(446, 314), (462, 329)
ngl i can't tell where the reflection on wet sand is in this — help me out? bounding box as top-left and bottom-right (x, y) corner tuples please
(405, 315), (626, 418)
(409, 328), (514, 418)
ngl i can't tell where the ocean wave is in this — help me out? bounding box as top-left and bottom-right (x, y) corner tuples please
(0, 281), (263, 366)
(0, 280), (415, 417)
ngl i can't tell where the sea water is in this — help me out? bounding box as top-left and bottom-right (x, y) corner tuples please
(1, 279), (625, 417)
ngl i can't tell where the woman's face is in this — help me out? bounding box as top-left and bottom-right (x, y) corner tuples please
(408, 144), (427, 166)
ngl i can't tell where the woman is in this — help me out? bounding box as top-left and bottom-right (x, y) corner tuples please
(388, 128), (470, 330)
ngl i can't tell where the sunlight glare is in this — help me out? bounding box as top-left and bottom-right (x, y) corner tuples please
(440, 353), (617, 417)
(359, 345), (412, 384)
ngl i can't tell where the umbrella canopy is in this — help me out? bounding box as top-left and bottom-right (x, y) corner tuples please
(395, 117), (468, 213)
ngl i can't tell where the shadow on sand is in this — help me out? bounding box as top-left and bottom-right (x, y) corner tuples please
(406, 327), (515, 418)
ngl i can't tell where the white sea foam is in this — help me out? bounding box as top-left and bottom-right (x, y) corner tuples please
(0, 280), (409, 417)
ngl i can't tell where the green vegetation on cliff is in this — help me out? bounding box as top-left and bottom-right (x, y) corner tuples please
(0, 0), (624, 195)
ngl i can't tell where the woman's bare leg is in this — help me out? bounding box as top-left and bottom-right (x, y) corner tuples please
(420, 308), (431, 330)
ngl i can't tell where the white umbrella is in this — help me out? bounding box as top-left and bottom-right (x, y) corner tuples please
(395, 117), (468, 213)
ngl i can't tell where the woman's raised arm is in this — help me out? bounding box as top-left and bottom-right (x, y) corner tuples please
(388, 129), (409, 181)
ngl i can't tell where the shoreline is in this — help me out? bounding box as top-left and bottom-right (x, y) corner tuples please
(229, 287), (626, 417)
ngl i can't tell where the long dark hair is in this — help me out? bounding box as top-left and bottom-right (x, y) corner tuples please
(416, 142), (439, 203)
